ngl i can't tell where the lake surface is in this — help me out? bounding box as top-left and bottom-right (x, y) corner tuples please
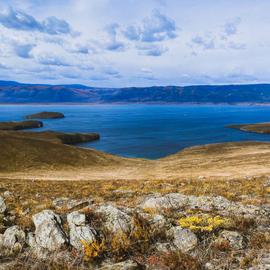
(1, 104), (270, 159)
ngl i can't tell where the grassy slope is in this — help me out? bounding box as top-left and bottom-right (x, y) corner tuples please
(1, 130), (270, 180)
(0, 132), (126, 172)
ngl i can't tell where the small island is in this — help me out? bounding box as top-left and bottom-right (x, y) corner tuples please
(0, 120), (43, 130)
(228, 122), (270, 134)
(25, 111), (65, 119)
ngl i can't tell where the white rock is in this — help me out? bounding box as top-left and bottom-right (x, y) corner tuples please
(167, 226), (198, 252)
(0, 197), (6, 214)
(32, 210), (67, 252)
(3, 226), (25, 249)
(67, 211), (96, 250)
(94, 205), (132, 234)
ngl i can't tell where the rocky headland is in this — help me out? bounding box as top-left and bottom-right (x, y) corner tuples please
(25, 112), (65, 119)
(228, 122), (270, 134)
(0, 120), (43, 131)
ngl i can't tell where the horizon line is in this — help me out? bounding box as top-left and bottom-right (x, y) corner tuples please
(1, 79), (270, 89)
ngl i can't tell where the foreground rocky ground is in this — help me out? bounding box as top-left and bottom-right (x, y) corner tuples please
(0, 176), (269, 270)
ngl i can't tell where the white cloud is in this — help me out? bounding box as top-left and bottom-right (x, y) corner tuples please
(0, 0), (269, 87)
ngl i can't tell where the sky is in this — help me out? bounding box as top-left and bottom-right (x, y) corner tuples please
(0, 0), (269, 87)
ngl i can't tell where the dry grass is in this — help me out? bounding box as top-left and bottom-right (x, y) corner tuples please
(0, 175), (268, 227)
(0, 175), (268, 269)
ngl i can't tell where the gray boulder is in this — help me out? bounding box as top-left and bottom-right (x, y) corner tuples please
(167, 226), (198, 252)
(32, 210), (68, 252)
(67, 211), (96, 250)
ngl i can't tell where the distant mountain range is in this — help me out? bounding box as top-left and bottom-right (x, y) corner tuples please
(1, 80), (270, 103)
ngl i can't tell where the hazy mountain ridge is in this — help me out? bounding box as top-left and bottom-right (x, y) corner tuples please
(1, 80), (270, 103)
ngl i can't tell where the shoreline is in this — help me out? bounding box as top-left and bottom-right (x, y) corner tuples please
(1, 102), (270, 106)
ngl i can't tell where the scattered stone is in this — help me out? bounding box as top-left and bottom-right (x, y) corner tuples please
(217, 230), (244, 250)
(2, 226), (25, 250)
(67, 211), (96, 250)
(137, 212), (170, 236)
(32, 210), (68, 252)
(0, 197), (6, 214)
(94, 205), (132, 234)
(248, 253), (270, 270)
(154, 242), (175, 253)
(100, 260), (139, 270)
(26, 232), (36, 248)
(139, 193), (269, 218)
(263, 179), (270, 188)
(3, 191), (13, 199)
(139, 193), (189, 211)
(112, 190), (135, 198)
(167, 226), (198, 252)
(0, 234), (4, 247)
(53, 197), (93, 211)
(205, 262), (215, 270)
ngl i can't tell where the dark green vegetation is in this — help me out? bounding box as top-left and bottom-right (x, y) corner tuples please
(25, 111), (64, 119)
(228, 122), (270, 134)
(2, 80), (270, 103)
(0, 120), (43, 130)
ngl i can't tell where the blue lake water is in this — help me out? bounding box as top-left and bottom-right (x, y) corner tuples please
(1, 104), (270, 159)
